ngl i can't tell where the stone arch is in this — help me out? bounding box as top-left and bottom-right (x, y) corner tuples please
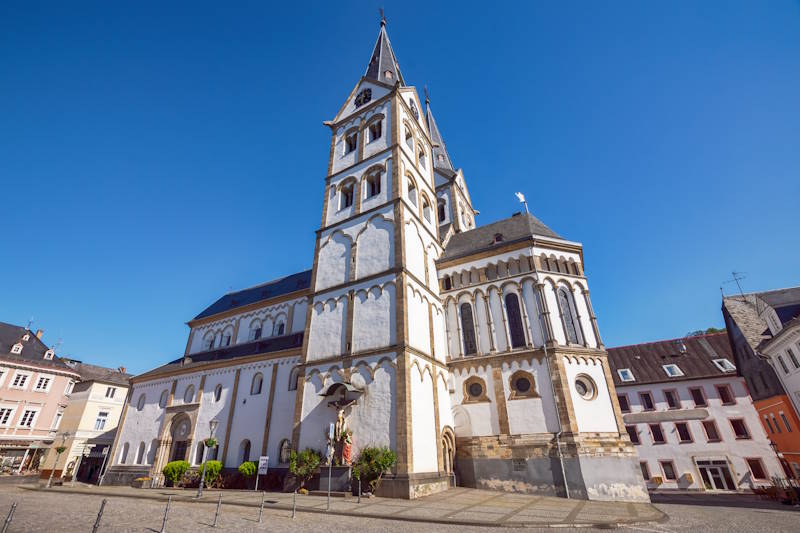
(316, 230), (352, 290)
(441, 426), (456, 476)
(355, 215), (393, 279)
(452, 405), (472, 438)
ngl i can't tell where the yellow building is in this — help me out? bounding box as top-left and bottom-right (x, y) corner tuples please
(40, 361), (130, 483)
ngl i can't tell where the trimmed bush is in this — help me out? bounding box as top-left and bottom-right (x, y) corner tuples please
(289, 448), (321, 488)
(238, 461), (257, 478)
(162, 460), (190, 487)
(203, 460), (223, 487)
(352, 446), (396, 493)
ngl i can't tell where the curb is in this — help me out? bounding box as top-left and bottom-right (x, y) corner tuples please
(21, 486), (669, 529)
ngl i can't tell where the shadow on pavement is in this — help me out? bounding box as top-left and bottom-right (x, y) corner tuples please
(651, 492), (800, 512)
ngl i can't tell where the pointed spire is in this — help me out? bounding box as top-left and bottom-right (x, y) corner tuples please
(365, 11), (405, 86)
(425, 91), (455, 173)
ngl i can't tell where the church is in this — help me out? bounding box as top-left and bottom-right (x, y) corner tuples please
(105, 18), (648, 502)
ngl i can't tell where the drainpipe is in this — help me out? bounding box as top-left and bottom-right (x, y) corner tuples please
(531, 239), (570, 499)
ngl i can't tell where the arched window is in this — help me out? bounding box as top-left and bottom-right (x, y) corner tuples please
(422, 195), (432, 222)
(159, 389), (169, 408)
(238, 439), (251, 464)
(344, 130), (358, 154)
(407, 177), (418, 206)
(460, 303), (478, 356)
(183, 385), (195, 404)
(249, 319), (262, 341)
(365, 171), (381, 198)
(288, 368), (299, 391)
(279, 439), (292, 463)
(340, 182), (354, 209)
(195, 441), (205, 465)
(505, 293), (526, 348)
(214, 384), (222, 402)
(136, 441), (146, 464)
(207, 443), (218, 461)
(221, 328), (232, 347)
(273, 321), (285, 336)
(203, 333), (215, 351)
(136, 394), (146, 411)
(558, 287), (580, 344)
(438, 200), (446, 223)
(148, 439), (159, 464)
(405, 127), (413, 149)
(368, 118), (382, 142)
(119, 442), (130, 464)
(251, 373), (263, 395)
(418, 144), (427, 169)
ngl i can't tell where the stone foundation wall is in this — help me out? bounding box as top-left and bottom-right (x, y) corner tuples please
(376, 472), (452, 499)
(101, 466), (151, 487)
(455, 432), (649, 502)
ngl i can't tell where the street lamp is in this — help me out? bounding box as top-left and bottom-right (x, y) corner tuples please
(197, 419), (219, 498)
(47, 432), (70, 488)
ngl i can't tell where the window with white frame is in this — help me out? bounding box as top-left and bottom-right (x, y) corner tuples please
(51, 411), (63, 431)
(0, 408), (15, 426)
(10, 371), (31, 390)
(43, 349), (54, 360)
(11, 343), (22, 354)
(34, 374), (53, 392)
(18, 408), (38, 428)
(95, 411), (109, 431)
(617, 368), (635, 382)
(662, 364), (684, 378)
(64, 380), (74, 395)
(713, 359), (736, 372)
(105, 386), (117, 398)
(0, 368), (7, 387)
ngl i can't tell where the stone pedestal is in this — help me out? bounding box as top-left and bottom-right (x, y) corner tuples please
(311, 465), (351, 492)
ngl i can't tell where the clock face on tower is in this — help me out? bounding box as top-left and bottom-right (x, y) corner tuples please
(354, 88), (372, 108)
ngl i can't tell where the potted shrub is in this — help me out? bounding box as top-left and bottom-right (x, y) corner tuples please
(352, 446), (397, 496)
(289, 448), (321, 492)
(162, 460), (190, 487)
(238, 461), (257, 489)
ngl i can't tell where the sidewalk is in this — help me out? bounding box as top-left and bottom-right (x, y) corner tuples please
(26, 484), (666, 528)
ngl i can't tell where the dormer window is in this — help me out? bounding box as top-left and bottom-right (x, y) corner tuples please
(617, 368), (635, 382)
(344, 131), (358, 154)
(340, 182), (354, 209)
(437, 154), (445, 163)
(662, 364), (684, 378)
(384, 70), (393, 80)
(713, 358), (736, 372)
(493, 233), (503, 243)
(44, 350), (54, 360)
(22, 334), (30, 342)
(11, 343), (22, 355)
(368, 119), (382, 142)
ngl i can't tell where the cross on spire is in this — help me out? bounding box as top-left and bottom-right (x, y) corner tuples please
(380, 8), (386, 27)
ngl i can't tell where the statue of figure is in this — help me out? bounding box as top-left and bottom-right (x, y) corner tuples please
(342, 429), (353, 466)
(334, 408), (346, 442)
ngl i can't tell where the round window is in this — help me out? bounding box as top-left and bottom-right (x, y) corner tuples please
(514, 377), (531, 393)
(468, 382), (483, 398)
(575, 375), (596, 400)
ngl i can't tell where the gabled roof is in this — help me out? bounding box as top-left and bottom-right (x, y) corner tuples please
(193, 270), (311, 321)
(438, 212), (562, 263)
(364, 19), (405, 86)
(722, 286), (800, 352)
(62, 360), (132, 386)
(0, 321), (78, 374)
(425, 98), (454, 173)
(607, 332), (736, 387)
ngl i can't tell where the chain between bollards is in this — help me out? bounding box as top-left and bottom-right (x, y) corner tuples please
(160, 496), (171, 533)
(92, 499), (107, 533)
(2, 502), (17, 533)
(292, 490), (296, 519)
(212, 492), (222, 528)
(258, 491), (265, 523)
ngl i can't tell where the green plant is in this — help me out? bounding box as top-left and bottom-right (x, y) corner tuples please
(203, 437), (218, 449)
(162, 460), (190, 486)
(289, 448), (321, 488)
(352, 446), (397, 493)
(203, 460), (223, 487)
(54, 446), (67, 454)
(238, 461), (257, 478)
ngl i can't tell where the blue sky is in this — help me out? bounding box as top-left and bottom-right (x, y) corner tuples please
(1, 1), (798, 374)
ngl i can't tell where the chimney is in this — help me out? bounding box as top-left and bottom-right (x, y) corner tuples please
(35, 329), (43, 340)
(118, 366), (126, 374)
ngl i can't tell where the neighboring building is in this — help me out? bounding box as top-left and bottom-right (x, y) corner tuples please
(39, 361), (131, 483)
(105, 18), (647, 501)
(608, 332), (783, 492)
(723, 287), (800, 478)
(0, 322), (80, 473)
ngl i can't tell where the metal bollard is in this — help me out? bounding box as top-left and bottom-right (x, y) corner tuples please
(92, 499), (107, 533)
(160, 496), (171, 533)
(292, 490), (296, 519)
(258, 492), (265, 523)
(2, 502), (17, 533)
(357, 478), (361, 504)
(212, 492), (222, 528)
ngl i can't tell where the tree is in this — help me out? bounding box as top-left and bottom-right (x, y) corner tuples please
(289, 449), (322, 489)
(351, 446), (397, 494)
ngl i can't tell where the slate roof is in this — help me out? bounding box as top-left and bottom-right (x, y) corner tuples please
(194, 270), (311, 321)
(135, 332), (303, 380)
(364, 21), (405, 86)
(607, 332), (736, 387)
(425, 100), (454, 173)
(62, 360), (132, 386)
(722, 286), (800, 352)
(439, 212), (562, 263)
(0, 321), (77, 374)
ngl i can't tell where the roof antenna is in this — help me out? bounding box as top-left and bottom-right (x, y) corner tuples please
(53, 338), (63, 353)
(380, 8), (386, 27)
(722, 271), (747, 298)
(26, 316), (34, 330)
(515, 192), (529, 214)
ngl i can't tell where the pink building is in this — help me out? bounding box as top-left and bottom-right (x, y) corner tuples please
(0, 322), (80, 473)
